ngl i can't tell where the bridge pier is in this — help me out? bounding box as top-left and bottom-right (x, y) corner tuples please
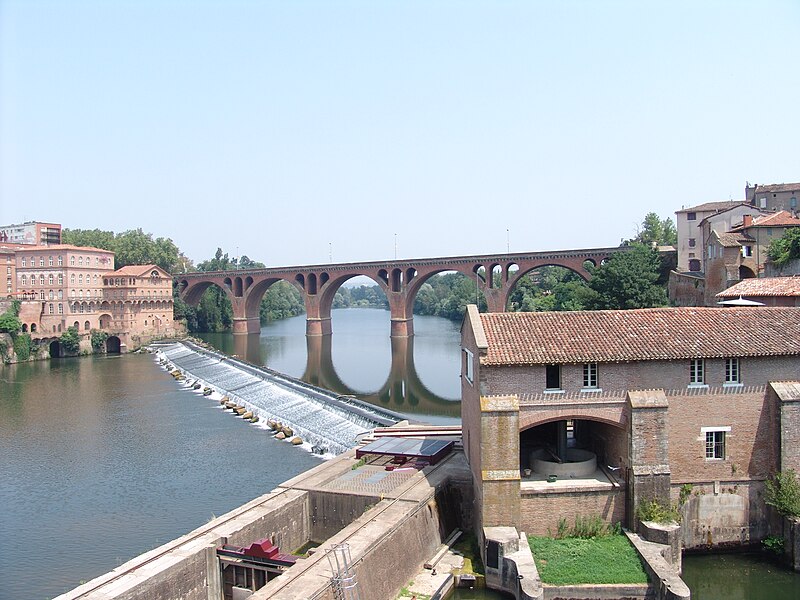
(232, 317), (261, 335)
(306, 317), (332, 336)
(390, 318), (414, 338)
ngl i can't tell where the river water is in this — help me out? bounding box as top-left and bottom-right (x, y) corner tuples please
(1, 308), (798, 599)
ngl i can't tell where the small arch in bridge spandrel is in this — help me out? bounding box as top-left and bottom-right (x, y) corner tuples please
(244, 276), (254, 292)
(308, 273), (318, 295)
(391, 268), (403, 293)
(377, 269), (389, 286)
(405, 268), (417, 284)
(223, 277), (233, 291)
(233, 277), (244, 297)
(583, 259), (597, 270)
(320, 272), (330, 286)
(490, 263), (502, 289)
(473, 264), (486, 283)
(600, 257), (611, 266)
(506, 263), (520, 281)
(178, 280), (188, 293)
(295, 274), (305, 290)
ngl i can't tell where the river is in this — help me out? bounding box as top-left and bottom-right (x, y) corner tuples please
(1, 308), (798, 599)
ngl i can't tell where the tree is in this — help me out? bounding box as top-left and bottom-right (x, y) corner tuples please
(585, 244), (669, 310)
(0, 310), (22, 334)
(62, 227), (182, 272)
(627, 212), (677, 247)
(765, 470), (800, 517)
(61, 228), (116, 251)
(60, 326), (81, 353)
(767, 228), (800, 268)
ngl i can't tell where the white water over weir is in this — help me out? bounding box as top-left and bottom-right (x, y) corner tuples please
(152, 340), (403, 455)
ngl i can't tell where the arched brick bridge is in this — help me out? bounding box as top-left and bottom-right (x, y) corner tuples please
(177, 246), (625, 337)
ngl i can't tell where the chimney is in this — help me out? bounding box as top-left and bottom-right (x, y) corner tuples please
(743, 214), (753, 228)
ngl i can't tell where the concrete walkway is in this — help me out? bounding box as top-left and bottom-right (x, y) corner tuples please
(396, 549), (464, 599)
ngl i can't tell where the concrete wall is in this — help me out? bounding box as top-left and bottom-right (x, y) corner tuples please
(309, 490), (381, 542)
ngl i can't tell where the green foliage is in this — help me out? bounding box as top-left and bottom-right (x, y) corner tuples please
(550, 515), (620, 539)
(585, 244), (669, 310)
(762, 535), (785, 555)
(260, 281), (305, 323)
(636, 498), (680, 524)
(10, 300), (21, 316)
(679, 484), (693, 507)
(13, 334), (32, 361)
(334, 285), (389, 309)
(626, 212), (677, 247)
(0, 310), (22, 335)
(0, 338), (9, 363)
(62, 227), (183, 272)
(507, 266), (592, 313)
(412, 273), (486, 320)
(765, 470), (800, 517)
(767, 228), (800, 268)
(60, 326), (81, 353)
(90, 329), (109, 350)
(528, 533), (648, 585)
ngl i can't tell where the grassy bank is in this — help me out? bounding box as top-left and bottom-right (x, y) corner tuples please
(528, 533), (648, 585)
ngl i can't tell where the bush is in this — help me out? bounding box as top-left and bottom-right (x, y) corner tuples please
(762, 535), (785, 555)
(765, 470), (800, 517)
(90, 329), (109, 350)
(0, 310), (21, 335)
(13, 334), (32, 361)
(60, 326), (81, 354)
(550, 515), (620, 539)
(636, 498), (680, 524)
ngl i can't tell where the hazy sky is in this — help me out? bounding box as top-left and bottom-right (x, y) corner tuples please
(1, 1), (798, 267)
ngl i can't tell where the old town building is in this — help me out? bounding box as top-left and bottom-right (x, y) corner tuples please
(461, 305), (800, 549)
(9, 244), (179, 351)
(0, 221), (62, 245)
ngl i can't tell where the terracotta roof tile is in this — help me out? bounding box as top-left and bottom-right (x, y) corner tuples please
(717, 277), (800, 298)
(715, 231), (754, 247)
(107, 264), (166, 277)
(749, 183), (800, 194)
(478, 307), (800, 365)
(677, 201), (748, 213)
(735, 211), (800, 229)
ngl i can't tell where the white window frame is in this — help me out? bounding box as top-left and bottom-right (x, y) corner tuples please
(724, 358), (741, 386)
(463, 348), (474, 385)
(702, 426), (730, 460)
(689, 358), (706, 387)
(582, 362), (600, 391)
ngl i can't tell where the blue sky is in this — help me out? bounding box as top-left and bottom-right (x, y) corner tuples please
(1, 0), (798, 267)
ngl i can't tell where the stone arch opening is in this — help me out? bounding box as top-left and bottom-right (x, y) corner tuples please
(30, 323), (37, 333)
(490, 264), (502, 289)
(320, 272), (330, 287)
(84, 321), (91, 331)
(99, 313), (112, 329)
(49, 340), (62, 358)
(506, 264), (589, 312)
(233, 276), (243, 297)
(243, 277), (307, 325)
(295, 273), (305, 290)
(308, 273), (318, 295)
(519, 417), (628, 479)
(244, 276), (254, 292)
(583, 258), (597, 269)
(377, 269), (389, 286)
(739, 265), (756, 279)
(106, 336), (121, 354)
(391, 268), (403, 293)
(21, 324), (28, 333)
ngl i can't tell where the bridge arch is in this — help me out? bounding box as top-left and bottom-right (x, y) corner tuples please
(504, 263), (592, 311)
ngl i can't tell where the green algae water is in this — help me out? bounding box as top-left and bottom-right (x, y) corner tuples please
(682, 553), (800, 599)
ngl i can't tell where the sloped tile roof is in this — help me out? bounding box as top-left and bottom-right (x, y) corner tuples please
(733, 211), (800, 230)
(478, 307), (800, 365)
(717, 277), (800, 298)
(715, 231), (754, 247)
(677, 201), (747, 213)
(749, 183), (800, 194)
(108, 264), (165, 277)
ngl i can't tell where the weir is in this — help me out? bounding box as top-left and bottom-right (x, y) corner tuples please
(154, 340), (404, 455)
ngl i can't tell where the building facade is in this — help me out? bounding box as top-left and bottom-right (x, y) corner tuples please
(0, 221), (61, 246)
(9, 245), (179, 349)
(461, 305), (800, 548)
(746, 182), (800, 213)
(675, 201), (749, 272)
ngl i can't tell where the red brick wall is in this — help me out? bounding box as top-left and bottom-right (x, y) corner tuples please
(520, 488), (625, 536)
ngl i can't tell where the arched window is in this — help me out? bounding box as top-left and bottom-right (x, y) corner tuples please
(58, 290), (63, 299)
(48, 291), (54, 300)
(39, 275), (45, 285)
(49, 303), (54, 314)
(84, 320), (90, 331)
(70, 256), (75, 266)
(21, 258), (26, 267)
(39, 258), (44, 267)
(79, 274), (83, 284)
(21, 275), (26, 286)
(48, 274), (54, 285)
(58, 256), (63, 266)
(58, 274), (63, 285)
(48, 256), (53, 266)
(58, 303), (63, 314)
(79, 257), (83, 266)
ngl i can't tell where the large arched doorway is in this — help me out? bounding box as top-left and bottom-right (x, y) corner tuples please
(106, 336), (121, 354)
(739, 265), (756, 279)
(49, 340), (62, 358)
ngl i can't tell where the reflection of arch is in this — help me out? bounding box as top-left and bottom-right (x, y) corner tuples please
(302, 334), (459, 417)
(106, 336), (121, 353)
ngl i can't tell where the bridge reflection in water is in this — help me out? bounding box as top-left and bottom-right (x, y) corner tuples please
(228, 331), (461, 422)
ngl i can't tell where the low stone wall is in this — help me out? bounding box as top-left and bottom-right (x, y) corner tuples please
(668, 271), (705, 307)
(542, 583), (650, 599)
(520, 486), (625, 536)
(625, 531), (690, 600)
(782, 516), (800, 572)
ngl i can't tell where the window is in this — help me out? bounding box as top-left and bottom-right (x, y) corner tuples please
(70, 274), (75, 284)
(464, 348), (474, 384)
(545, 364), (561, 390)
(725, 358), (741, 385)
(583, 363), (598, 389)
(79, 257), (83, 266)
(21, 275), (26, 286)
(791, 197), (797, 209)
(39, 274), (45, 285)
(742, 245), (753, 258)
(48, 303), (54, 314)
(58, 274), (63, 285)
(688, 238), (696, 248)
(48, 274), (53, 285)
(70, 256), (75, 266)
(21, 258), (26, 267)
(48, 256), (53, 266)
(79, 274), (83, 284)
(689, 359), (705, 385)
(39, 258), (44, 266)
(58, 303), (63, 314)
(39, 291), (44, 300)
(703, 427), (730, 460)
(58, 255), (63, 266)
(759, 197), (767, 208)
(687, 212), (697, 221)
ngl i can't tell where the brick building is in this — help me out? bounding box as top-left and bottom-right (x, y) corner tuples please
(0, 221), (61, 245)
(745, 182), (800, 213)
(9, 245), (179, 351)
(717, 277), (800, 307)
(461, 305), (800, 548)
